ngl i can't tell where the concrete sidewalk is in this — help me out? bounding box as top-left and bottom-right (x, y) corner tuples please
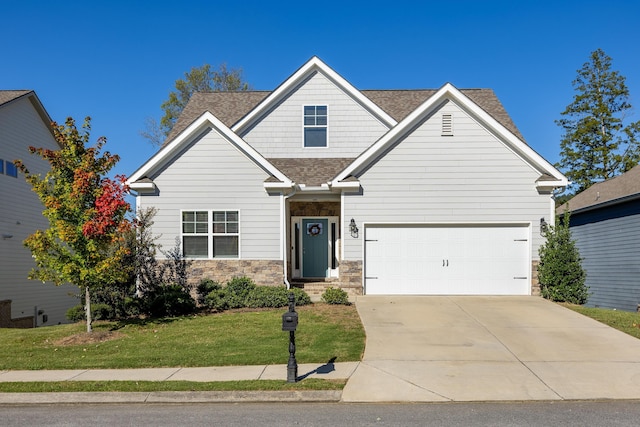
(0, 362), (359, 383)
(0, 362), (359, 404)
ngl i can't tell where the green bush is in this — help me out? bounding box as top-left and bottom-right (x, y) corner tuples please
(148, 284), (196, 317)
(290, 288), (312, 306)
(65, 303), (115, 322)
(196, 278), (222, 306)
(321, 287), (351, 305)
(226, 276), (256, 298)
(538, 211), (589, 304)
(204, 289), (229, 312)
(245, 286), (289, 308)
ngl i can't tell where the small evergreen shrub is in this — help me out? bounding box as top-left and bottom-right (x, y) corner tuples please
(226, 276), (256, 298)
(538, 211), (589, 304)
(205, 288), (229, 312)
(148, 284), (196, 317)
(65, 303), (115, 322)
(290, 288), (312, 306)
(246, 286), (289, 308)
(196, 278), (222, 306)
(321, 287), (351, 305)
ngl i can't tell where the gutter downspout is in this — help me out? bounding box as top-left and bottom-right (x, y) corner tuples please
(283, 185), (297, 289)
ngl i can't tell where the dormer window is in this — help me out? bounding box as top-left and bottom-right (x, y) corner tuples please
(304, 105), (327, 147)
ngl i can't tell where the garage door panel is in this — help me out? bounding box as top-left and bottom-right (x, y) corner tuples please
(365, 225), (530, 295)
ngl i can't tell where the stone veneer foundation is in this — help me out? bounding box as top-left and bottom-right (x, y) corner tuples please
(188, 260), (283, 287)
(531, 260), (541, 296)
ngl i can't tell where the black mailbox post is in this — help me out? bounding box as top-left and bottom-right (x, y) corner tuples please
(282, 292), (298, 382)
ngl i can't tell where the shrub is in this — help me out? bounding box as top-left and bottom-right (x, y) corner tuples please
(65, 303), (115, 322)
(205, 289), (228, 312)
(226, 276), (256, 298)
(148, 284), (196, 317)
(246, 286), (289, 308)
(196, 279), (222, 306)
(538, 210), (589, 304)
(321, 287), (351, 305)
(290, 288), (312, 306)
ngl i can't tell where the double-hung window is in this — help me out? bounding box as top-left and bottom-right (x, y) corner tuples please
(304, 105), (327, 147)
(212, 211), (239, 257)
(182, 211), (209, 258)
(181, 210), (239, 258)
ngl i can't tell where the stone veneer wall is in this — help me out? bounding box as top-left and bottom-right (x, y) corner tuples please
(0, 300), (35, 328)
(339, 260), (363, 296)
(531, 260), (541, 296)
(188, 260), (283, 287)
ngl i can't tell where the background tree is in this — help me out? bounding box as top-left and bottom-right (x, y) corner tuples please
(538, 211), (588, 304)
(15, 117), (131, 332)
(556, 48), (640, 194)
(141, 63), (251, 146)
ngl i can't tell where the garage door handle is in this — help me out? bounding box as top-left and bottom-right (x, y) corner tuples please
(513, 276), (527, 279)
(366, 277), (378, 280)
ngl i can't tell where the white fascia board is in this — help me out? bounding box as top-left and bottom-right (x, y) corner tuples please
(264, 182), (294, 191)
(537, 180), (568, 189)
(127, 111), (292, 186)
(331, 181), (361, 190)
(332, 83), (568, 186)
(129, 181), (156, 192)
(232, 56), (397, 135)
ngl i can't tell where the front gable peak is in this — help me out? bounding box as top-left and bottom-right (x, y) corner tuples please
(232, 56), (397, 134)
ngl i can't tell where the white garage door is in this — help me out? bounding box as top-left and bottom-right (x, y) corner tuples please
(364, 225), (530, 295)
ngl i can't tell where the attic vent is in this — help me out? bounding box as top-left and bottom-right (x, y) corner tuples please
(442, 114), (453, 136)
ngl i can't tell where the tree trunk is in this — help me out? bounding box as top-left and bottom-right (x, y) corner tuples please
(85, 286), (93, 333)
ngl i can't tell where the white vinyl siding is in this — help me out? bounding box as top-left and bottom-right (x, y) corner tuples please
(140, 128), (281, 260)
(0, 96), (76, 325)
(343, 100), (550, 261)
(241, 72), (388, 158)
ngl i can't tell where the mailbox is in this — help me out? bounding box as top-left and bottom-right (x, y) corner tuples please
(282, 311), (298, 331)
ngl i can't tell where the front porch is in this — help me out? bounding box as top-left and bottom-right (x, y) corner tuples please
(287, 200), (362, 297)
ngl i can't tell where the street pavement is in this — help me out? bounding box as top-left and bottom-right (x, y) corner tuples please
(3, 296), (640, 404)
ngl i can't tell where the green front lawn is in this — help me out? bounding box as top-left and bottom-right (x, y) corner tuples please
(561, 303), (640, 340)
(0, 304), (365, 370)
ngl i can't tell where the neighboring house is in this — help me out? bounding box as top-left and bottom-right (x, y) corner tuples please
(0, 90), (76, 327)
(128, 57), (567, 297)
(559, 165), (640, 311)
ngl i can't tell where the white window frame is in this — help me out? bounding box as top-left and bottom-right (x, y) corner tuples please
(180, 209), (240, 259)
(302, 105), (328, 148)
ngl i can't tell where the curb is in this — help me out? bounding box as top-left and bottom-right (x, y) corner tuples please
(0, 390), (343, 405)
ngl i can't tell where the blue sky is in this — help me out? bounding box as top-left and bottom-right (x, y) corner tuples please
(3, 0), (640, 180)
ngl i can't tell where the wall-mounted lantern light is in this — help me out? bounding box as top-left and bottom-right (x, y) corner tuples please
(540, 217), (548, 236)
(349, 218), (359, 238)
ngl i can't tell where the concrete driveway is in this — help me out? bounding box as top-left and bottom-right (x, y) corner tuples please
(342, 296), (640, 402)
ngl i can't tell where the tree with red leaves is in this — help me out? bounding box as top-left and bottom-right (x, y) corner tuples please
(15, 117), (131, 332)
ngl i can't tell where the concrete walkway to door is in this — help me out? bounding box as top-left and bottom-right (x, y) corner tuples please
(342, 296), (640, 402)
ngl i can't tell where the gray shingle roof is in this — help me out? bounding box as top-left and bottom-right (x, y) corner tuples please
(0, 90), (32, 107)
(558, 164), (640, 213)
(165, 88), (525, 146)
(267, 158), (356, 186)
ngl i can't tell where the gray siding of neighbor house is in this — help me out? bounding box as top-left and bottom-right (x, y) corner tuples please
(241, 72), (389, 158)
(0, 96), (76, 326)
(343, 100), (550, 260)
(570, 199), (640, 312)
(141, 128), (281, 260)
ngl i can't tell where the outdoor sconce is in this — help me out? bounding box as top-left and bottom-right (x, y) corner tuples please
(540, 217), (548, 236)
(349, 218), (359, 238)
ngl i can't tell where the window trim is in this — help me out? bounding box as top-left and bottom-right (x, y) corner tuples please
(180, 209), (240, 259)
(302, 105), (328, 148)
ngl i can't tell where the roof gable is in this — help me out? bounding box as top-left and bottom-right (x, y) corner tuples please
(231, 56), (397, 135)
(127, 111), (291, 187)
(333, 83), (567, 186)
(559, 164), (640, 214)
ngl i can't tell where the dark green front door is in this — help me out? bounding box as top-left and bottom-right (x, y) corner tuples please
(302, 219), (328, 278)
